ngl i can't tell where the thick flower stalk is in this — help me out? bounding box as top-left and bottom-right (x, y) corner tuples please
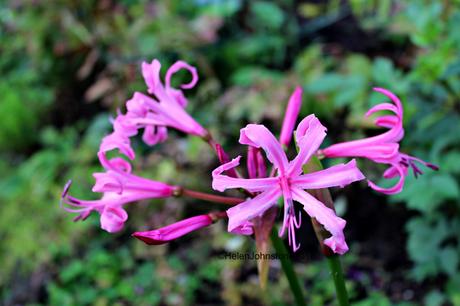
(320, 88), (438, 194)
(212, 115), (365, 254)
(61, 157), (176, 233)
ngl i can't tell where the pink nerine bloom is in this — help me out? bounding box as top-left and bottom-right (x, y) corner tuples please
(212, 115), (365, 254)
(98, 59), (207, 163)
(132, 214), (214, 245)
(320, 88), (438, 194)
(279, 86), (303, 147)
(61, 158), (175, 233)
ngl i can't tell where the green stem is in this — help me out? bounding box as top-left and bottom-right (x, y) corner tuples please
(301, 155), (350, 305)
(270, 228), (306, 306)
(326, 255), (350, 306)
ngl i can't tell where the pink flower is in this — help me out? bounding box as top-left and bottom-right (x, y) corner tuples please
(138, 59), (207, 138)
(212, 115), (365, 254)
(61, 158), (176, 233)
(280, 87), (303, 147)
(132, 214), (214, 245)
(97, 59), (207, 164)
(320, 88), (438, 194)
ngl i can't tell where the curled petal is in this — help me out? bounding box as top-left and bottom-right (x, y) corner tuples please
(133, 214), (213, 245)
(374, 115), (399, 129)
(165, 60), (199, 90)
(100, 206), (128, 233)
(365, 103), (400, 118)
(212, 156), (278, 192)
(239, 124), (289, 173)
(99, 132), (135, 161)
(227, 188), (281, 233)
(291, 188), (348, 255)
(106, 157), (132, 173)
(280, 87), (303, 147)
(373, 87), (403, 117)
(291, 159), (365, 189)
(367, 164), (406, 195)
(288, 114), (327, 176)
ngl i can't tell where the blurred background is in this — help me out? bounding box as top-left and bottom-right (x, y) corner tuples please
(1, 0), (460, 305)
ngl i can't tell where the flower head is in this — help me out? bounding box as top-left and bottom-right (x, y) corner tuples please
(320, 88), (438, 194)
(61, 158), (176, 233)
(212, 115), (365, 254)
(97, 59), (207, 165)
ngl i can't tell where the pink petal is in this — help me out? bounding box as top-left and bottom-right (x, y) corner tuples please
(291, 188), (348, 255)
(382, 165), (400, 179)
(280, 87), (303, 147)
(291, 159), (365, 189)
(142, 125), (168, 146)
(142, 59), (162, 94)
(100, 206), (128, 233)
(373, 87), (403, 117)
(165, 60), (199, 90)
(365, 103), (399, 118)
(374, 115), (399, 129)
(322, 142), (400, 162)
(92, 169), (175, 197)
(368, 164), (406, 194)
(133, 214), (213, 245)
(230, 221), (254, 236)
(99, 131), (135, 160)
(247, 147), (258, 179)
(239, 124), (289, 173)
(247, 146), (267, 179)
(215, 144), (238, 178)
(227, 188), (282, 233)
(288, 114), (327, 176)
(212, 156), (278, 192)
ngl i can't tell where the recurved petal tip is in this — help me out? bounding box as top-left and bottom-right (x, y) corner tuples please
(62, 180), (73, 198)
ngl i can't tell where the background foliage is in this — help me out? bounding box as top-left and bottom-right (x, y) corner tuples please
(1, 0), (459, 305)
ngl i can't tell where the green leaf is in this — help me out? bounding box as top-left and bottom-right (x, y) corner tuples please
(439, 247), (459, 276)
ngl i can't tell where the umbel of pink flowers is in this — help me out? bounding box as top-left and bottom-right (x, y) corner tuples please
(61, 59), (437, 255)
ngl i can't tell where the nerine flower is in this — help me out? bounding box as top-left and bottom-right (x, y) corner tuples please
(98, 59), (207, 164)
(132, 214), (214, 245)
(61, 158), (175, 233)
(212, 115), (365, 254)
(320, 88), (438, 194)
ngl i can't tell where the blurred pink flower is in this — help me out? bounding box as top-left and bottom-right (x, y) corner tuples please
(212, 115), (365, 254)
(60, 158), (176, 233)
(320, 88), (438, 194)
(132, 214), (214, 245)
(279, 86), (303, 147)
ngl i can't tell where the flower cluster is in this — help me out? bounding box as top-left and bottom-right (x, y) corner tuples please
(61, 59), (437, 254)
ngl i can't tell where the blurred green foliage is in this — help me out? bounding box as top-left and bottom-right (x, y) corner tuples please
(1, 0), (460, 305)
